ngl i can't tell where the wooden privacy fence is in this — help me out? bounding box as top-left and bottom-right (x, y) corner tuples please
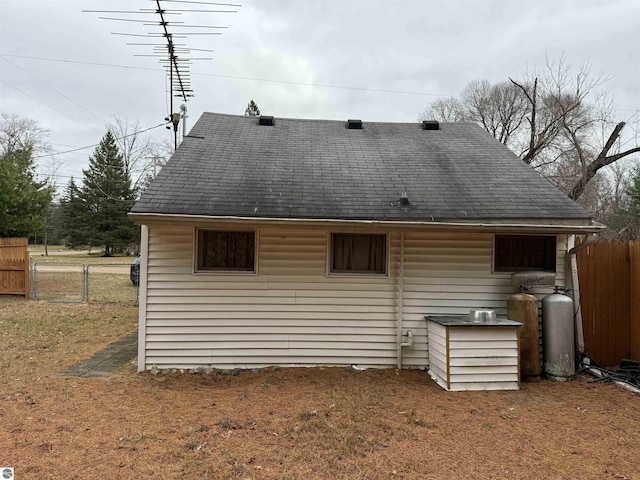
(576, 240), (640, 365)
(0, 237), (30, 298)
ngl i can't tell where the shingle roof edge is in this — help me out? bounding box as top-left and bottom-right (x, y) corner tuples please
(128, 212), (604, 234)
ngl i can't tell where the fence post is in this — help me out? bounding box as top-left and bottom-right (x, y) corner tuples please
(32, 259), (37, 301)
(29, 256), (34, 299)
(84, 264), (89, 302)
(23, 248), (30, 300)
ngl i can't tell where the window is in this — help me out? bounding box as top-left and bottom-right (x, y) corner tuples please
(494, 235), (556, 272)
(196, 230), (256, 272)
(330, 233), (387, 275)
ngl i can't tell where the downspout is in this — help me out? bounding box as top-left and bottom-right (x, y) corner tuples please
(566, 233), (597, 354)
(397, 232), (405, 369)
(396, 232), (413, 369)
(137, 225), (149, 372)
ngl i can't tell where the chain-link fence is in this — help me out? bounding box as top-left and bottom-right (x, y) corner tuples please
(32, 262), (138, 304)
(32, 262), (85, 302)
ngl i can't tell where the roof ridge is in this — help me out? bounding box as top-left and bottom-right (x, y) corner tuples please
(200, 111), (477, 126)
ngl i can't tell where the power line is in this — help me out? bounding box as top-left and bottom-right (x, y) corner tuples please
(0, 79), (103, 133)
(34, 122), (169, 159)
(2, 53), (638, 110)
(1, 56), (110, 125)
(0, 53), (449, 98)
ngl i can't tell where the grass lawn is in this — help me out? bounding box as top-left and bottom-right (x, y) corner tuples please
(29, 244), (135, 264)
(1, 296), (638, 479)
(26, 246), (138, 303)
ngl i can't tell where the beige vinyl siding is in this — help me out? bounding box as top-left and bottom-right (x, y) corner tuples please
(426, 321), (448, 390)
(448, 327), (520, 391)
(141, 223), (568, 370)
(427, 322), (520, 391)
(144, 225), (399, 369)
(400, 233), (567, 368)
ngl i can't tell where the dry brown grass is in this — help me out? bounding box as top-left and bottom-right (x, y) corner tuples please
(1, 297), (638, 480)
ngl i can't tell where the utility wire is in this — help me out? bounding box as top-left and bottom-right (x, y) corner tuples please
(0, 53), (449, 98)
(2, 53), (638, 111)
(0, 79), (103, 134)
(1, 56), (110, 126)
(34, 122), (169, 159)
(4, 53), (639, 111)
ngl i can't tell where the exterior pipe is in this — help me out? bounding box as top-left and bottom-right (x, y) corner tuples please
(567, 234), (586, 354)
(400, 330), (414, 347)
(397, 232), (405, 369)
(180, 103), (188, 142)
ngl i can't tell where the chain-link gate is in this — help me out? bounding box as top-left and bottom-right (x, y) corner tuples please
(33, 262), (85, 302)
(32, 262), (138, 304)
(87, 263), (138, 303)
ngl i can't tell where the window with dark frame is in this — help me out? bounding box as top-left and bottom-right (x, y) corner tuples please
(494, 235), (556, 272)
(196, 230), (256, 272)
(330, 233), (387, 275)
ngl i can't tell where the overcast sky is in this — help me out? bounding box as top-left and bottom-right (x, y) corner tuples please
(1, 0), (639, 191)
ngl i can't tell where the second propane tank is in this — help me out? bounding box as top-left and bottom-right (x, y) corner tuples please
(507, 290), (540, 378)
(542, 287), (575, 380)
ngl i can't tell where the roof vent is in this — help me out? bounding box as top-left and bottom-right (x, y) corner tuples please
(259, 115), (275, 126)
(347, 119), (362, 129)
(422, 120), (439, 130)
(400, 192), (410, 206)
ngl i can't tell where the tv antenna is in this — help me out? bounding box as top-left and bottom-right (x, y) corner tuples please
(83, 0), (240, 148)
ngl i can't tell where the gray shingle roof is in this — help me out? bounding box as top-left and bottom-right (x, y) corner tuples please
(131, 112), (592, 222)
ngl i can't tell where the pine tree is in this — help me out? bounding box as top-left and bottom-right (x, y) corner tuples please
(626, 168), (640, 220)
(0, 147), (53, 237)
(61, 178), (89, 248)
(611, 168), (640, 239)
(41, 200), (66, 249)
(245, 99), (261, 117)
(76, 131), (139, 256)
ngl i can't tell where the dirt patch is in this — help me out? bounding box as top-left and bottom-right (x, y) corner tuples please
(0, 298), (638, 479)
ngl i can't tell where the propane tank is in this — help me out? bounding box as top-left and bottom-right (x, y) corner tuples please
(542, 287), (575, 380)
(507, 288), (540, 379)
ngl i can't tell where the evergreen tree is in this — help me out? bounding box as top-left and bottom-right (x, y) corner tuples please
(626, 168), (640, 221)
(611, 167), (640, 239)
(40, 200), (66, 248)
(0, 147), (53, 237)
(76, 131), (139, 256)
(245, 99), (261, 117)
(61, 178), (90, 248)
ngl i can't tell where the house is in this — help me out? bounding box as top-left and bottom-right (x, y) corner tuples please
(129, 112), (601, 373)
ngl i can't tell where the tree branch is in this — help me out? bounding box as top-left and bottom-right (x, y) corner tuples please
(568, 123), (640, 200)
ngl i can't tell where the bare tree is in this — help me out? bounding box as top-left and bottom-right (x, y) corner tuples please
(136, 139), (174, 193)
(108, 116), (170, 192)
(0, 112), (50, 155)
(565, 121), (640, 200)
(422, 57), (640, 204)
(462, 80), (529, 145)
(0, 112), (61, 188)
(422, 80), (528, 146)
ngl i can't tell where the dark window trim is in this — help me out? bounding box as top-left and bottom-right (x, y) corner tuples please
(493, 234), (557, 273)
(194, 228), (258, 274)
(328, 232), (389, 277)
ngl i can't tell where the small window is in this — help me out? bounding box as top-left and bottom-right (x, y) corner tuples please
(196, 230), (256, 272)
(330, 233), (387, 275)
(494, 235), (556, 272)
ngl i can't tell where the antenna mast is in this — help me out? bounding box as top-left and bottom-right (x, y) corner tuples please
(84, 0), (240, 149)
